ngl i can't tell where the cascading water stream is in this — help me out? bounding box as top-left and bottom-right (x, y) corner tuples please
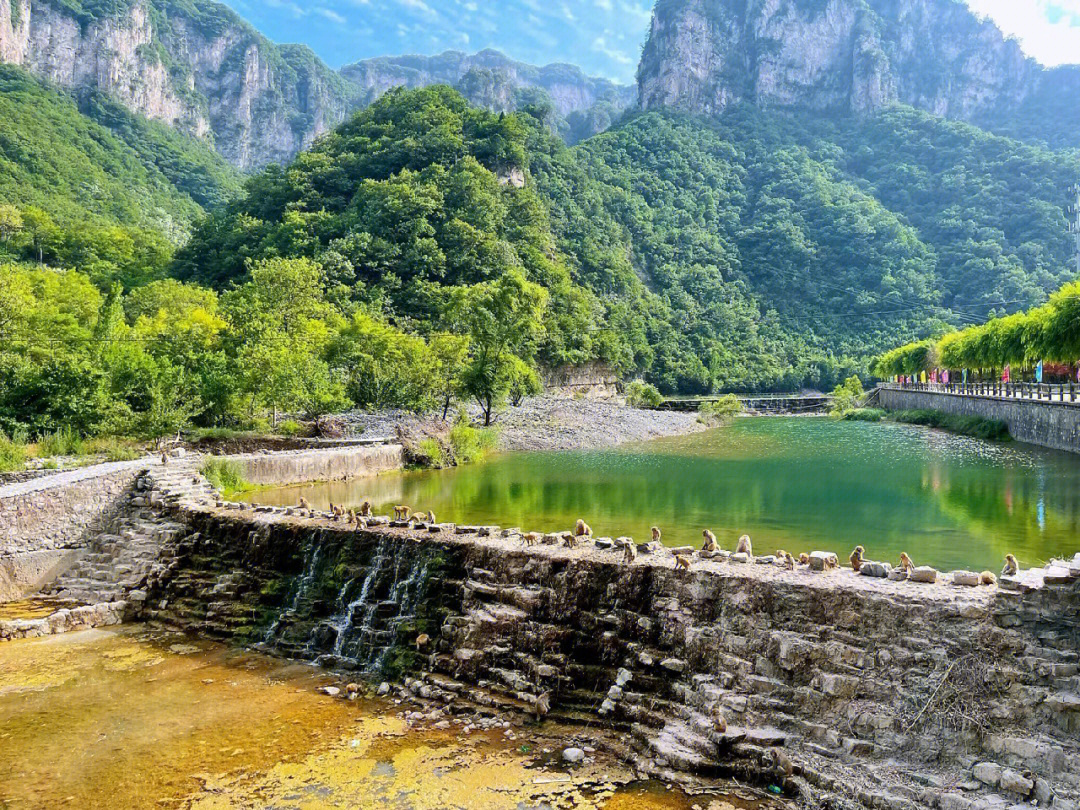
(263, 542), (324, 645)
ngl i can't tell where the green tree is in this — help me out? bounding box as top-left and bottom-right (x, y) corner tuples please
(449, 270), (548, 425)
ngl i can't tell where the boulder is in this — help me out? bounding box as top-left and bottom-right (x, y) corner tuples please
(755, 555), (776, 565)
(809, 551), (838, 571)
(972, 762), (1002, 787)
(669, 546), (695, 556)
(1044, 565), (1074, 585)
(910, 566), (938, 583)
(860, 561), (892, 578)
(562, 747), (585, 764)
(887, 568), (908, 581)
(952, 570), (981, 587)
(999, 768), (1034, 796)
(731, 552), (750, 564)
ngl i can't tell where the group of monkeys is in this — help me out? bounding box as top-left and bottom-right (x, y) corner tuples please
(294, 497), (436, 527)
(292, 499), (1024, 585)
(848, 544), (1019, 585)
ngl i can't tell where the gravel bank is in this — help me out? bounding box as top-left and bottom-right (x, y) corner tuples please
(335, 396), (708, 452)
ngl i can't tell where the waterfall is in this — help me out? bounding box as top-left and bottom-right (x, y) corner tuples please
(262, 542), (324, 644)
(326, 538), (437, 673)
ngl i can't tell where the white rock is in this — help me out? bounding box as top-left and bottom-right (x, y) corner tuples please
(376, 682), (390, 696)
(562, 747), (585, 763)
(973, 762), (1002, 787)
(320, 686), (341, 697)
(860, 561), (892, 578)
(731, 552), (749, 564)
(809, 551), (838, 571)
(953, 571), (981, 587)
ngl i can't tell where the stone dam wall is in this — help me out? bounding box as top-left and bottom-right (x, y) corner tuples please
(139, 506), (1080, 810)
(0, 462), (150, 601)
(226, 443), (405, 487)
(878, 388), (1080, 453)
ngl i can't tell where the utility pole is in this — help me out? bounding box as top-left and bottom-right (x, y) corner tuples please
(1069, 184), (1080, 276)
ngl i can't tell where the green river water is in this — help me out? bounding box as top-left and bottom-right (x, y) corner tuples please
(250, 417), (1080, 572)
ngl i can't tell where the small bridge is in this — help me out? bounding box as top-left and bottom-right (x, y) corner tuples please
(661, 393), (833, 414)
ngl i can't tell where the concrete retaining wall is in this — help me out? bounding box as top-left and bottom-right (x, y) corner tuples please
(878, 387), (1080, 453)
(227, 444), (405, 487)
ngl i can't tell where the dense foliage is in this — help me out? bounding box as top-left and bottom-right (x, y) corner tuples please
(873, 282), (1080, 376)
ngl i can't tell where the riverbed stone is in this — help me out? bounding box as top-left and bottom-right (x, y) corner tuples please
(888, 568), (909, 581)
(809, 551), (838, 571)
(1044, 565), (1074, 585)
(731, 552), (749, 563)
(562, 747), (585, 764)
(953, 571), (981, 587)
(860, 561), (892, 578)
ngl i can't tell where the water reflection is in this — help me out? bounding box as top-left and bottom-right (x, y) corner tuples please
(248, 418), (1080, 571)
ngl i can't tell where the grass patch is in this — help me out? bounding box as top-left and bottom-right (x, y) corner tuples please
(85, 436), (144, 461)
(0, 432), (28, 473)
(37, 426), (86, 457)
(200, 457), (250, 495)
(891, 409), (1011, 442)
(448, 418), (498, 465)
(843, 408), (886, 422)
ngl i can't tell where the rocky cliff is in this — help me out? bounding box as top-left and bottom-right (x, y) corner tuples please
(638, 0), (1080, 137)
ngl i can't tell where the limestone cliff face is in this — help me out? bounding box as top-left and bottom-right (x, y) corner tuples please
(342, 49), (636, 119)
(0, 0), (357, 169)
(637, 0), (1060, 123)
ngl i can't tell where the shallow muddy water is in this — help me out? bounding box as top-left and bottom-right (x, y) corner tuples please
(246, 417), (1080, 572)
(0, 627), (776, 810)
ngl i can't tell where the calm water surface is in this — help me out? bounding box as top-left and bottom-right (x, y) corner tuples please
(251, 418), (1080, 572)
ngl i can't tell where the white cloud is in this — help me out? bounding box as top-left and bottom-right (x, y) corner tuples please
(965, 0), (1080, 66)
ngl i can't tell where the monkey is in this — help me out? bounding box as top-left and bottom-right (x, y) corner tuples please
(562, 532), (579, 549)
(534, 691), (551, 722)
(713, 705), (728, 734)
(345, 682), (360, 698)
(299, 496), (311, 512)
(575, 519), (594, 538)
(1002, 554), (1019, 578)
(410, 511), (430, 525)
(415, 633), (431, 651)
(160, 450), (169, 466)
(619, 537), (638, 564)
(898, 552), (915, 573)
(347, 508), (357, 525)
(798, 553), (810, 566)
(701, 530), (719, 554)
(736, 534), (753, 559)
(651, 527), (662, 543)
(393, 505), (412, 521)
(425, 510), (436, 525)
(768, 749), (794, 783)
(980, 571), (998, 586)
(523, 532), (542, 547)
(849, 545), (865, 573)
(674, 554), (692, 572)
(359, 501), (373, 518)
(776, 550), (795, 570)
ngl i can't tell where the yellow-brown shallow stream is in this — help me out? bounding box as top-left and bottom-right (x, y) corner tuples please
(0, 627), (778, 810)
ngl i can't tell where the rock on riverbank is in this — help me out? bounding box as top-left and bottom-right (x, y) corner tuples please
(334, 396), (708, 452)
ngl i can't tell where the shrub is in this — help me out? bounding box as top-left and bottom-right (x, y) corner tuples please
(698, 394), (744, 425)
(38, 426), (86, 457)
(843, 408), (886, 422)
(830, 376), (866, 417)
(625, 380), (664, 409)
(201, 457), (249, 494)
(416, 438), (450, 469)
(276, 419), (304, 437)
(86, 436), (142, 461)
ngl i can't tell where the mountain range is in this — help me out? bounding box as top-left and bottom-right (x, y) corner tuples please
(0, 0), (635, 169)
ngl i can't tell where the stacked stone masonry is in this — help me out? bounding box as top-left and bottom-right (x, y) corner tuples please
(135, 499), (1080, 810)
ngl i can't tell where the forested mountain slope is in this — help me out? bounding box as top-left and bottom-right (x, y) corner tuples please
(0, 63), (240, 286)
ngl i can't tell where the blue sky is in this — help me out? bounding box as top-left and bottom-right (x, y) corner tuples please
(220, 0), (1079, 84)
